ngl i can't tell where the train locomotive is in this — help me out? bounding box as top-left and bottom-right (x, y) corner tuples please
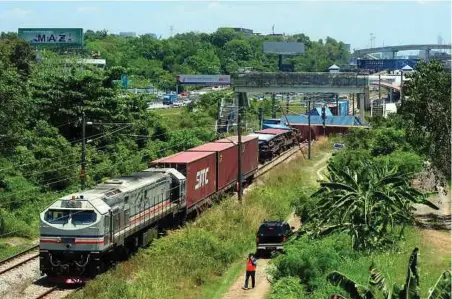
(39, 129), (300, 280)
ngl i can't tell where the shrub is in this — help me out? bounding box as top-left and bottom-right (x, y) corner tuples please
(270, 234), (355, 292)
(269, 276), (305, 299)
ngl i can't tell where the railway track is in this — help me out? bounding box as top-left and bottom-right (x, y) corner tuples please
(256, 143), (308, 178)
(0, 245), (39, 276)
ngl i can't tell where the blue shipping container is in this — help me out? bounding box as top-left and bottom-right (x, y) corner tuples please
(357, 59), (419, 71)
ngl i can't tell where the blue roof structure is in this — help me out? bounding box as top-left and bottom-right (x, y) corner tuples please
(307, 107), (334, 117)
(282, 115), (363, 126)
(262, 124), (291, 130)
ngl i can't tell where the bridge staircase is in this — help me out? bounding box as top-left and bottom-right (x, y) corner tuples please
(215, 98), (238, 135)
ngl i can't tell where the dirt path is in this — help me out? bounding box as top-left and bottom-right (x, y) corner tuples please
(315, 153), (332, 181)
(221, 152), (331, 299)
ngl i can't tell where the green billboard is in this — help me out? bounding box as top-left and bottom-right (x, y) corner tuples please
(18, 28), (83, 47)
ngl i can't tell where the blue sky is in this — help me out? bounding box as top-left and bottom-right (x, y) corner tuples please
(0, 1), (450, 50)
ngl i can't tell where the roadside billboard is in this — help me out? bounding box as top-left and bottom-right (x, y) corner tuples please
(177, 75), (231, 85)
(263, 41), (305, 55)
(18, 28), (83, 46)
(357, 59), (419, 71)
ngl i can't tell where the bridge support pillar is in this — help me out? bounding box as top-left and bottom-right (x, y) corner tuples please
(389, 88), (393, 103)
(425, 49), (431, 61)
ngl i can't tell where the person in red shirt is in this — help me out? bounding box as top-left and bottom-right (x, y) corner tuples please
(243, 253), (257, 290)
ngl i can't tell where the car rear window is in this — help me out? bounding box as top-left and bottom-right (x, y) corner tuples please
(258, 224), (283, 235)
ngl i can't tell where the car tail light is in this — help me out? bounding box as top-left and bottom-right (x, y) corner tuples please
(283, 236), (287, 242)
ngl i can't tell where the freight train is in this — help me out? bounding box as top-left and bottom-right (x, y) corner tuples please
(39, 128), (300, 281)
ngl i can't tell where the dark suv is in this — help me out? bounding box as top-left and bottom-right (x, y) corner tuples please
(256, 221), (294, 254)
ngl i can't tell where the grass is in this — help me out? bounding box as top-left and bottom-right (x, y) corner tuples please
(0, 239), (35, 260)
(71, 140), (331, 299)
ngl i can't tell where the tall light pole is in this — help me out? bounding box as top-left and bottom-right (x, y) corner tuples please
(81, 112), (86, 190)
(237, 93), (243, 202)
(308, 99), (311, 160)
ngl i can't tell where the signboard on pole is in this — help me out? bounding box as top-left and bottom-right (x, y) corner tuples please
(18, 28), (84, 47)
(263, 41), (305, 55)
(177, 75), (231, 85)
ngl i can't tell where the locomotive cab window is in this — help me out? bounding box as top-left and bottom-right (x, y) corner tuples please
(45, 209), (97, 225)
(72, 210), (97, 225)
(45, 210), (70, 224)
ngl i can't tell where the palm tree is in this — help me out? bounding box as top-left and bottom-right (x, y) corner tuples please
(327, 248), (451, 299)
(308, 161), (438, 250)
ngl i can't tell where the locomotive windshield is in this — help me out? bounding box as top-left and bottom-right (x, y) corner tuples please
(45, 209), (97, 225)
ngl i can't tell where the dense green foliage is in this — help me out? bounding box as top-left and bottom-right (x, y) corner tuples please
(272, 60), (451, 297)
(401, 60), (451, 180)
(329, 125), (423, 179)
(269, 228), (450, 298)
(81, 29), (350, 90)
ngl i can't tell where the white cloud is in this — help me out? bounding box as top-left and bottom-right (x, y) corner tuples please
(76, 6), (101, 14)
(0, 8), (32, 20)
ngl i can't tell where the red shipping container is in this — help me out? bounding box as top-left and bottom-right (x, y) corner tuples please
(150, 151), (217, 211)
(215, 135), (259, 179)
(188, 142), (237, 191)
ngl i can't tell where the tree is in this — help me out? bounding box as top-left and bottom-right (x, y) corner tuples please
(0, 53), (29, 155)
(328, 248), (451, 299)
(308, 161), (438, 250)
(223, 39), (253, 62)
(401, 61), (451, 179)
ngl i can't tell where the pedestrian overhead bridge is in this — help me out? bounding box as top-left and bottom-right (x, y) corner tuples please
(232, 72), (369, 93)
(354, 44), (451, 58)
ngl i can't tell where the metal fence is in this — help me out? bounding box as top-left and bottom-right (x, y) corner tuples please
(232, 72), (368, 88)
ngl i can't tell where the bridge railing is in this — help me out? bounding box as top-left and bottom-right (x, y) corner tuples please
(232, 72), (368, 88)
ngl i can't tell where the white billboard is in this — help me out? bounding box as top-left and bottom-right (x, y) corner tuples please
(177, 75), (231, 85)
(263, 41), (305, 55)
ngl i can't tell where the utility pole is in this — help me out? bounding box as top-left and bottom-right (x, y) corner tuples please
(272, 93), (276, 118)
(378, 74), (381, 102)
(286, 93), (289, 114)
(81, 112), (87, 190)
(308, 99), (311, 160)
(335, 93), (339, 116)
(400, 70), (404, 104)
(237, 93), (243, 202)
(258, 107), (264, 130)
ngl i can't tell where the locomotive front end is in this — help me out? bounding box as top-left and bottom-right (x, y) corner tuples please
(39, 195), (105, 279)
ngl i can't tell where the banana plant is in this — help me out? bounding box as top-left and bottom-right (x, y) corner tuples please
(328, 248), (451, 299)
(308, 161), (438, 250)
